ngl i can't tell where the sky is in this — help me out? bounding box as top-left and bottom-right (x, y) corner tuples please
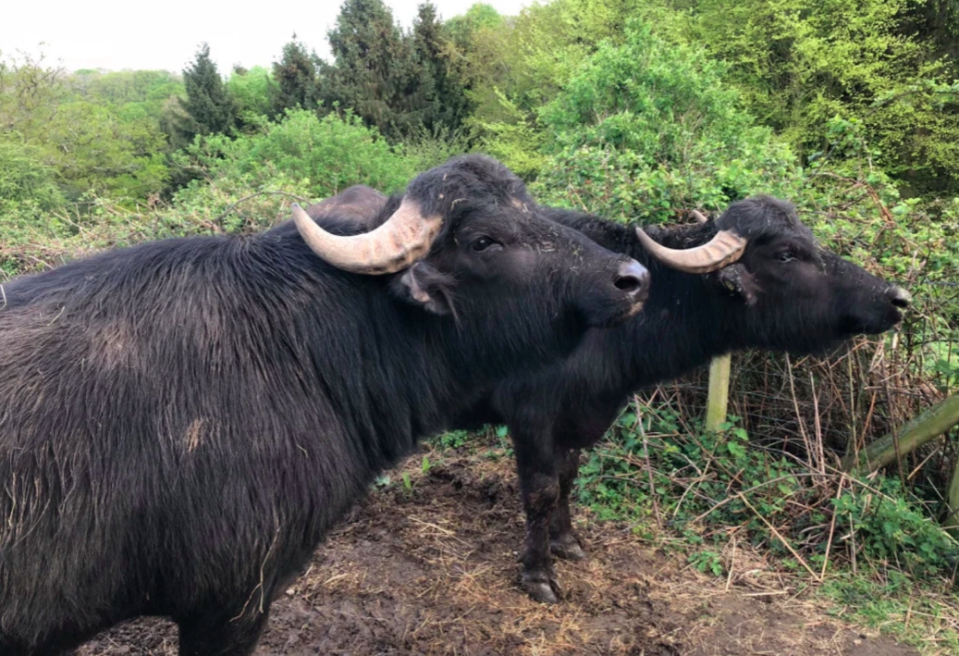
(1, 0), (527, 74)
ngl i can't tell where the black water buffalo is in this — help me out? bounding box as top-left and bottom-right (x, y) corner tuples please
(0, 155), (650, 655)
(311, 190), (912, 602)
(476, 196), (911, 602)
(306, 184), (387, 228)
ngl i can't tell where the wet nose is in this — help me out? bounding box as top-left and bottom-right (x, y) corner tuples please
(886, 285), (912, 309)
(614, 260), (651, 303)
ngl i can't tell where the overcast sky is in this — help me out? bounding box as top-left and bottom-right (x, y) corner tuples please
(2, 0), (527, 74)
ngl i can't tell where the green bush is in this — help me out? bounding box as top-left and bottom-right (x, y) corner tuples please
(1, 110), (422, 278)
(176, 109), (416, 200)
(226, 66), (273, 125)
(0, 139), (64, 212)
(577, 405), (959, 584)
(677, 0), (959, 196)
(530, 21), (801, 223)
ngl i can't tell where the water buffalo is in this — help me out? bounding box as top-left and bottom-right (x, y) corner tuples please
(305, 184), (387, 228)
(480, 196), (911, 602)
(308, 190), (911, 603)
(0, 155), (650, 655)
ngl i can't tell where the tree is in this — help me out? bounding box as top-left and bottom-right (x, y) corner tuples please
(534, 20), (800, 221)
(177, 43), (237, 142)
(411, 2), (470, 133)
(319, 0), (422, 140)
(0, 51), (170, 201)
(0, 140), (64, 212)
(676, 0), (959, 196)
(0, 51), (65, 137)
(228, 65), (273, 123)
(271, 38), (321, 115)
(445, 3), (504, 49)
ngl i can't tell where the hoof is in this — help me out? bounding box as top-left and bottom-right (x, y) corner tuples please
(522, 566), (562, 604)
(523, 579), (559, 604)
(550, 534), (588, 561)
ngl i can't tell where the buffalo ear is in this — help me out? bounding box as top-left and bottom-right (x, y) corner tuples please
(711, 263), (760, 306)
(393, 262), (454, 315)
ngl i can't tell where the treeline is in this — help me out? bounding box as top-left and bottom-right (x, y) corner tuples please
(174, 1), (470, 146)
(3, 0), (959, 249)
(5, 0), (959, 208)
(0, 0), (478, 212)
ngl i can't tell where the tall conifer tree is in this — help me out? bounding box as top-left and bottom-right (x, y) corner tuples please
(178, 43), (236, 142)
(272, 38), (321, 115)
(411, 2), (470, 133)
(320, 0), (420, 140)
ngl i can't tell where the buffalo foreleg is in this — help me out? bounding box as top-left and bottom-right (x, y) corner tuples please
(513, 430), (562, 604)
(178, 607), (271, 656)
(549, 446), (587, 561)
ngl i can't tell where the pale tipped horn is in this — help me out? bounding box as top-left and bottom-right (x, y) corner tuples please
(291, 199), (443, 275)
(635, 227), (747, 274)
(690, 209), (709, 224)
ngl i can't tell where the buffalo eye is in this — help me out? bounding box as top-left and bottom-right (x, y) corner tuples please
(471, 236), (497, 252)
(776, 250), (795, 263)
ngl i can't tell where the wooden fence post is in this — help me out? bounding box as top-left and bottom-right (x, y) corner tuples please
(705, 354), (732, 432)
(841, 393), (959, 475)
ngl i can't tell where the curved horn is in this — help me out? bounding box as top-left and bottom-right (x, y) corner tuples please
(291, 200), (442, 275)
(635, 226), (747, 274)
(690, 209), (708, 224)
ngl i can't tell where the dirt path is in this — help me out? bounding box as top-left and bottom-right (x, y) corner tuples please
(80, 450), (917, 656)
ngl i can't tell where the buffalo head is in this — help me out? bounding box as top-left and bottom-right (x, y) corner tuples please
(638, 195), (909, 353)
(292, 155), (650, 365)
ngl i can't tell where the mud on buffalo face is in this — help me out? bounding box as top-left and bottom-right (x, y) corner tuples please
(296, 155), (649, 359)
(641, 195), (909, 354)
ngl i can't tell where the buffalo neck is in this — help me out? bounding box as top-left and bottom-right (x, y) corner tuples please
(278, 227), (580, 466)
(547, 211), (748, 394)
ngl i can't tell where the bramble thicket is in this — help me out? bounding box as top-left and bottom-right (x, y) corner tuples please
(2, 0), (958, 647)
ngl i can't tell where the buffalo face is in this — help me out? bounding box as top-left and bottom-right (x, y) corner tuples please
(703, 196), (909, 353)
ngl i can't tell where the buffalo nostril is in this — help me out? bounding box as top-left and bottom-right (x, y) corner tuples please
(615, 260), (651, 299)
(887, 285), (912, 309)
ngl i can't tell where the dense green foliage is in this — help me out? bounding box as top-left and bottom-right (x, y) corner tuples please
(174, 109), (416, 214)
(316, 0), (470, 141)
(320, 0), (424, 139)
(411, 3), (470, 134)
(226, 66), (273, 123)
(0, 53), (175, 201)
(0, 140), (63, 212)
(677, 0), (959, 197)
(531, 21), (801, 220)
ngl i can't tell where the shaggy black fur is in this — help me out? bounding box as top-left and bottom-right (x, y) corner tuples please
(0, 155), (648, 655)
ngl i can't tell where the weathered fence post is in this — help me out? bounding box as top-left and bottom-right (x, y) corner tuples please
(705, 354), (732, 432)
(841, 392), (959, 475)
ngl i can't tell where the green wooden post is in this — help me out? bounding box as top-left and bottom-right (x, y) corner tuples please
(842, 393), (959, 475)
(945, 457), (959, 535)
(705, 354), (732, 432)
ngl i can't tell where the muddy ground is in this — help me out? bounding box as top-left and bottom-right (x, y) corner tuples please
(80, 448), (918, 656)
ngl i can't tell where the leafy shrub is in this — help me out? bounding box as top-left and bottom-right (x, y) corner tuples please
(227, 66), (273, 125)
(1, 110), (422, 277)
(577, 402), (959, 583)
(679, 0), (959, 196)
(176, 109), (416, 201)
(0, 139), (64, 212)
(529, 21), (802, 222)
